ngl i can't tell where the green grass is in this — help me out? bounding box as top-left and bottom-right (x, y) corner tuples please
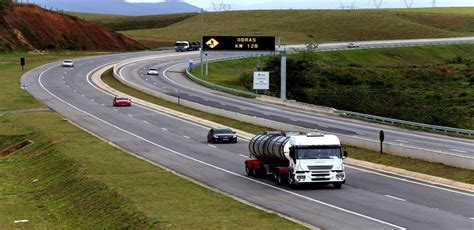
(390, 7), (474, 15)
(103, 67), (474, 184)
(120, 8), (474, 48)
(67, 11), (197, 32)
(0, 52), (305, 229)
(191, 44), (474, 129)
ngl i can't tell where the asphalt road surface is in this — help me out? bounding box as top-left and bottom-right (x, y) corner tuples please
(22, 48), (474, 229)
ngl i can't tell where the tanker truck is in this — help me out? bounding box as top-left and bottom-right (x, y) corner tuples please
(245, 131), (348, 189)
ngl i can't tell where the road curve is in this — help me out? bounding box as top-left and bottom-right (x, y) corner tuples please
(21, 50), (474, 230)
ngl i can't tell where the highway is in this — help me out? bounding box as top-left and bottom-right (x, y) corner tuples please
(21, 49), (474, 229)
(118, 52), (474, 159)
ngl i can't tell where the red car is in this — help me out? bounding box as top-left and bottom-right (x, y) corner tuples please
(113, 96), (132, 107)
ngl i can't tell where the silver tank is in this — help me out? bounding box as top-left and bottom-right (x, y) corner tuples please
(249, 132), (295, 162)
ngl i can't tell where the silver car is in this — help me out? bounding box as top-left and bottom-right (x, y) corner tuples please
(62, 60), (74, 67)
(147, 68), (159, 75)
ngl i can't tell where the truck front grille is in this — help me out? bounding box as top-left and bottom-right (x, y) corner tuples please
(308, 165), (333, 170)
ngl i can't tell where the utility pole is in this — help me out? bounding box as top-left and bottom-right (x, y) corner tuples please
(200, 8), (204, 77)
(280, 51), (287, 100)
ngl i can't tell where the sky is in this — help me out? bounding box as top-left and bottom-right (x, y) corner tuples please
(126, 0), (474, 10)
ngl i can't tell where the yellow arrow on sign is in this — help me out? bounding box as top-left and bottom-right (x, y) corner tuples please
(206, 38), (219, 48)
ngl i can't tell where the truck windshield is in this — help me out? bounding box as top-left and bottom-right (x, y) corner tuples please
(296, 147), (341, 159)
(175, 42), (188, 47)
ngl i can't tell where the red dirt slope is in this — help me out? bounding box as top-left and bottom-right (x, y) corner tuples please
(0, 4), (144, 51)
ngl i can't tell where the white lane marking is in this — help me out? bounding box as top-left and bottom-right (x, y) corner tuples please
(183, 135), (190, 139)
(113, 109), (118, 112)
(290, 118), (298, 122)
(87, 65), (210, 131)
(153, 82), (157, 85)
(62, 81), (66, 83)
(64, 72), (67, 74)
(238, 154), (248, 158)
(204, 99), (209, 101)
(161, 128), (168, 131)
(66, 85), (70, 88)
(319, 124), (329, 128)
(102, 104), (106, 106)
(385, 195), (406, 202)
(73, 90), (77, 92)
(208, 144), (217, 148)
(128, 114), (133, 117)
(240, 107), (247, 110)
(346, 165), (474, 197)
(160, 62), (473, 149)
(81, 94), (85, 97)
(469, 217), (474, 220)
(396, 140), (409, 143)
(450, 149), (467, 153)
(143, 120), (149, 124)
(163, 87), (167, 89)
(62, 76), (64, 79)
(187, 94), (192, 97)
(90, 99), (95, 102)
(145, 78), (149, 81)
(39, 67), (405, 230)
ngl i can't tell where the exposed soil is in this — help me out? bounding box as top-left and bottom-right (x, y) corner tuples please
(0, 4), (144, 51)
(1, 140), (32, 157)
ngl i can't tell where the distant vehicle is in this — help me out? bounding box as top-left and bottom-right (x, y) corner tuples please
(245, 131), (347, 189)
(113, 96), (131, 107)
(175, 41), (201, 52)
(147, 68), (159, 75)
(207, 128), (237, 143)
(347, 43), (360, 48)
(62, 60), (74, 67)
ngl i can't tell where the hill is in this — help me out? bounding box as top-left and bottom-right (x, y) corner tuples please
(0, 4), (144, 51)
(115, 8), (474, 48)
(68, 12), (197, 32)
(27, 0), (200, 16)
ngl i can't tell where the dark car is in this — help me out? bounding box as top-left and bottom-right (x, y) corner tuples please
(207, 128), (237, 143)
(113, 96), (131, 107)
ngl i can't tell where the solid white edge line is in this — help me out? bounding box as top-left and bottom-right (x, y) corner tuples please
(385, 195), (406, 202)
(208, 144), (217, 148)
(238, 154), (249, 158)
(37, 62), (406, 230)
(450, 149), (467, 153)
(346, 165), (473, 197)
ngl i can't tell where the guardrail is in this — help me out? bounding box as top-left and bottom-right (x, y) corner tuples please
(338, 110), (474, 136)
(185, 56), (258, 99)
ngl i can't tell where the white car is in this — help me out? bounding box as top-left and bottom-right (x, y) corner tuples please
(347, 43), (360, 48)
(62, 60), (74, 67)
(147, 68), (159, 75)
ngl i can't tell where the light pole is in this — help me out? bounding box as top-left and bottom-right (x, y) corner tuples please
(200, 8), (204, 77)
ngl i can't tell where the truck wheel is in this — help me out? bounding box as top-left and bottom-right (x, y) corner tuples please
(276, 172), (285, 185)
(245, 164), (253, 176)
(252, 168), (259, 177)
(333, 183), (342, 189)
(288, 174), (298, 189)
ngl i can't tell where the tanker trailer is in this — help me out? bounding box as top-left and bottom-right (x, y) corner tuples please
(244, 131), (348, 189)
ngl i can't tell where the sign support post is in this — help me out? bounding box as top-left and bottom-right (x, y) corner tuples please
(280, 51), (287, 100)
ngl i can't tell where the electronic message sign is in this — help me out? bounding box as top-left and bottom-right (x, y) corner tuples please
(202, 36), (275, 51)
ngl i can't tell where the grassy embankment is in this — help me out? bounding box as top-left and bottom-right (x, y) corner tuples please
(191, 44), (474, 130)
(0, 52), (304, 229)
(112, 8), (474, 48)
(101, 68), (474, 184)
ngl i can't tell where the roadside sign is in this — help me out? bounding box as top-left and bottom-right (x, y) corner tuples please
(202, 36), (275, 51)
(20, 57), (25, 70)
(253, 71), (270, 90)
(379, 130), (385, 154)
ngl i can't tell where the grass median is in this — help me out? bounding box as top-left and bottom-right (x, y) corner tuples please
(0, 52), (305, 229)
(102, 68), (474, 184)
